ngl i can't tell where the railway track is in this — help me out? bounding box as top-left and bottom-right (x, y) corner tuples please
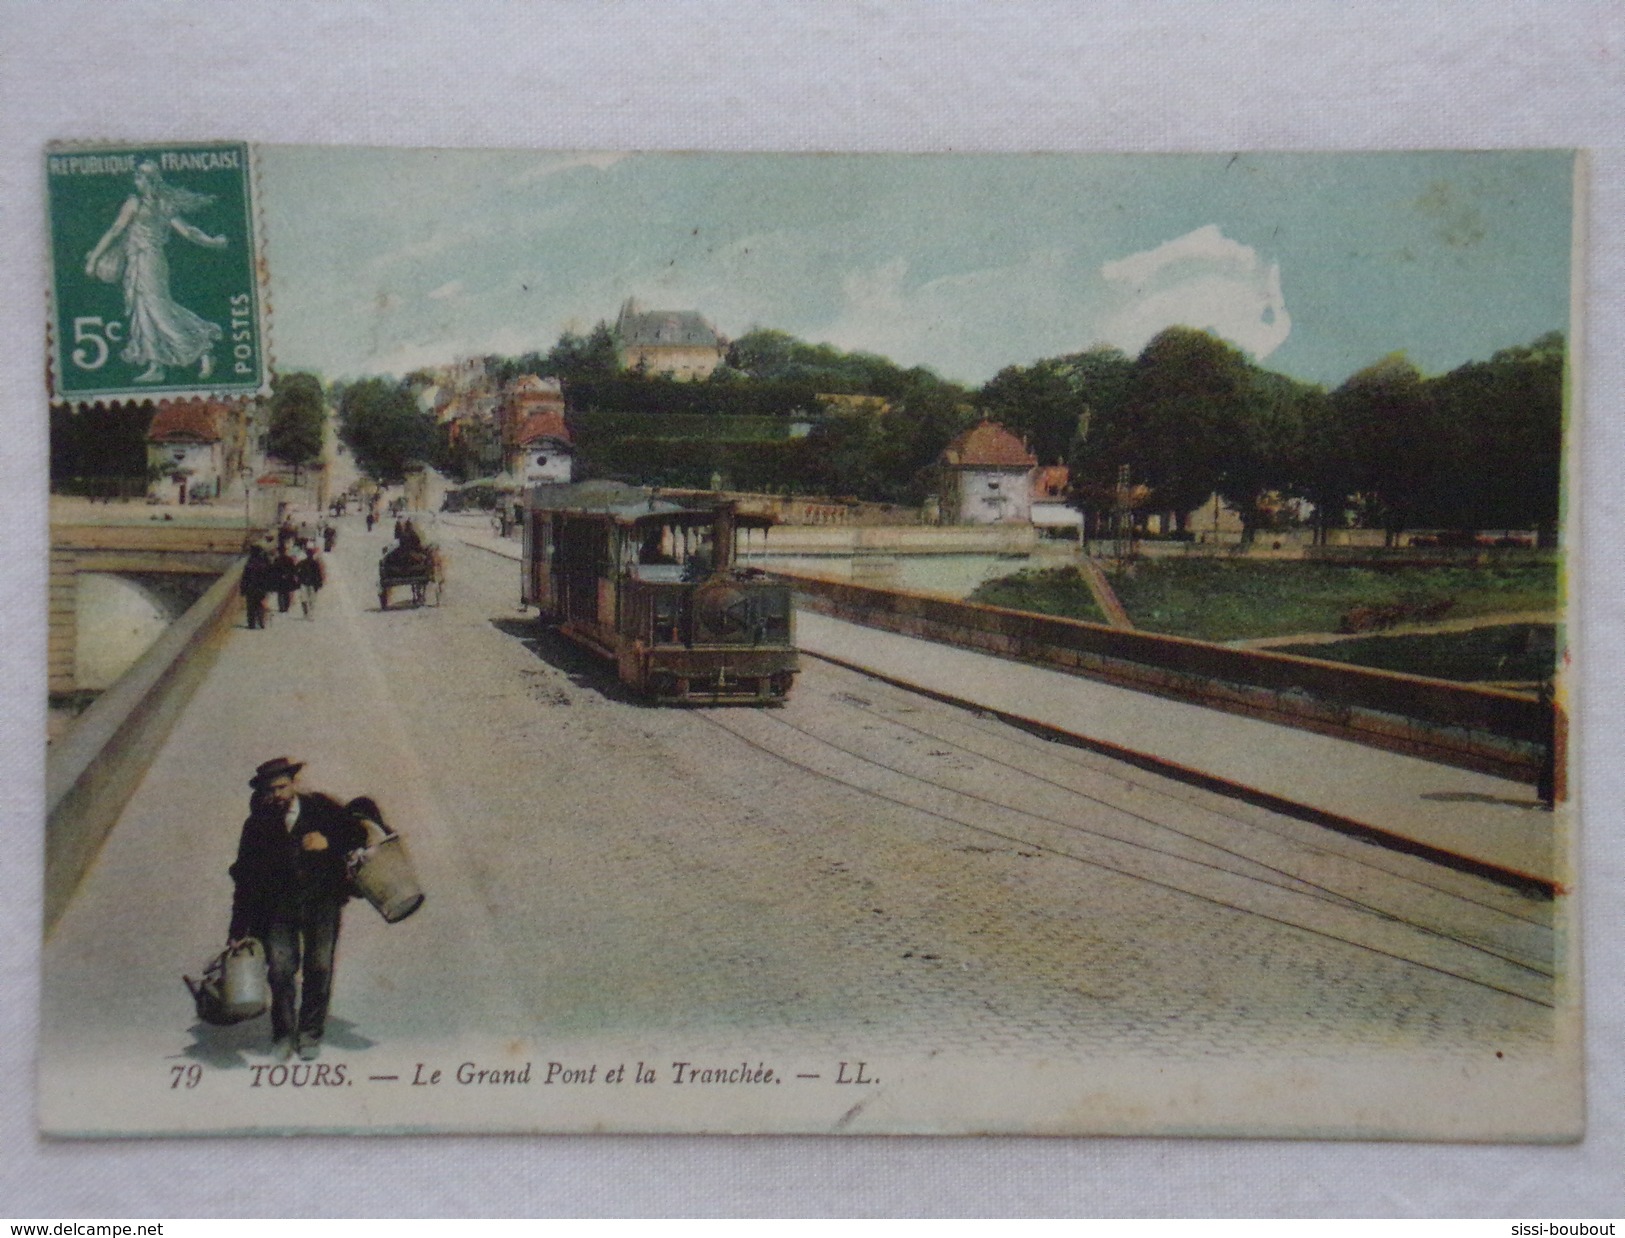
(697, 677), (1557, 1009)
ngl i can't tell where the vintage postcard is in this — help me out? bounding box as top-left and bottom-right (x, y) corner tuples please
(40, 144), (1582, 1139)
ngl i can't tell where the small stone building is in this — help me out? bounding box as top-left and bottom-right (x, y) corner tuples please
(511, 407), (574, 486)
(494, 374), (564, 476)
(146, 399), (229, 504)
(938, 420), (1039, 525)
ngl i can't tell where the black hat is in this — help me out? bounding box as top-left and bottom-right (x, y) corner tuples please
(249, 756), (304, 788)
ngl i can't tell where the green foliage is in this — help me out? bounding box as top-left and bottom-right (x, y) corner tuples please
(474, 316), (1569, 533)
(1120, 327), (1253, 520)
(972, 558), (1556, 642)
(968, 568), (1108, 624)
(337, 377), (437, 483)
(1125, 559), (1555, 642)
(1425, 332), (1564, 541)
(573, 412), (794, 443)
(50, 402), (150, 484)
(576, 437), (815, 492)
(1329, 353), (1436, 542)
(1271, 623), (1556, 683)
(981, 346), (1133, 468)
(567, 374), (820, 420)
(1035, 328), (1564, 547)
(487, 321), (621, 388)
(557, 331), (973, 502)
(726, 328), (916, 395)
(266, 371), (326, 466)
(1214, 368), (1323, 540)
(440, 417), (502, 485)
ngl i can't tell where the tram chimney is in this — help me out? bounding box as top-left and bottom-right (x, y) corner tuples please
(714, 502), (737, 569)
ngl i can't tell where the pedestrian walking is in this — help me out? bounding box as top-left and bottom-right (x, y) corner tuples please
(297, 544), (325, 618)
(272, 546), (298, 614)
(227, 757), (368, 1061)
(241, 544), (271, 630)
(322, 523), (337, 553)
(366, 511), (376, 534)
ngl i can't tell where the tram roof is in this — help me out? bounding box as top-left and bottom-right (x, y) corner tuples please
(524, 481), (774, 530)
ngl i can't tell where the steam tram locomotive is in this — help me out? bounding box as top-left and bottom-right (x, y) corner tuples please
(520, 482), (799, 703)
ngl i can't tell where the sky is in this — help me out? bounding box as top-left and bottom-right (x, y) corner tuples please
(258, 147), (1576, 390)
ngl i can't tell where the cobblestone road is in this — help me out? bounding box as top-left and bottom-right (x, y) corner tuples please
(362, 523), (1558, 1063)
(41, 512), (1564, 1135)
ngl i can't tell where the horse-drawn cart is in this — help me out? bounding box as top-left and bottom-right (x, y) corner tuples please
(378, 545), (444, 609)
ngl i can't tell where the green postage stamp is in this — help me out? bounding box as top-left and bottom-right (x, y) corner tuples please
(46, 142), (266, 404)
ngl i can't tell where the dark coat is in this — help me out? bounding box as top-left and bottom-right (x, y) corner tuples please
(228, 792), (369, 941)
(272, 553), (299, 596)
(241, 549), (272, 598)
(297, 555), (325, 588)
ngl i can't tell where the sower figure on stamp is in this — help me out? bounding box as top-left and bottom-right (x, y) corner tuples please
(228, 757), (367, 1061)
(82, 160), (227, 384)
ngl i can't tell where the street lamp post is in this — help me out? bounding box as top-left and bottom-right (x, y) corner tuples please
(241, 463), (255, 536)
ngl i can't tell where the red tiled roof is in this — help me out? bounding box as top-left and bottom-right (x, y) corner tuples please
(515, 410), (572, 446)
(941, 421), (1036, 469)
(1034, 464), (1070, 496)
(146, 399), (224, 443)
(507, 374), (562, 396)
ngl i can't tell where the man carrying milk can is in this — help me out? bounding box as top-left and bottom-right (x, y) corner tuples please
(227, 757), (368, 1061)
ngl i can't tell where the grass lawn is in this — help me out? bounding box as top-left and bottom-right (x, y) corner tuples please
(1271, 624), (1557, 684)
(969, 558), (1558, 643)
(969, 568), (1108, 624)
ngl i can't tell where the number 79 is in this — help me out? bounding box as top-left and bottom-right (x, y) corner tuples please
(169, 1063), (202, 1089)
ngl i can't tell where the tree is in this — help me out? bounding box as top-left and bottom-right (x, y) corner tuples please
(50, 402), (150, 488)
(1330, 353), (1438, 545)
(981, 346), (1134, 512)
(1115, 328), (1250, 528)
(1425, 332), (1564, 543)
(546, 321), (620, 383)
(1059, 346), (1135, 420)
(727, 328), (798, 378)
(487, 322), (622, 389)
(338, 377), (437, 482)
(1215, 368), (1319, 543)
(1295, 384), (1353, 544)
(266, 371), (326, 467)
(977, 359), (1085, 467)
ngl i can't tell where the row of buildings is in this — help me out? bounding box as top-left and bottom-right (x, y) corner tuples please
(424, 298), (728, 487)
(129, 297), (1109, 533)
(129, 292), (715, 506)
(425, 363), (572, 487)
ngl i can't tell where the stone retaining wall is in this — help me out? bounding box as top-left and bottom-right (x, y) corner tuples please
(45, 560), (245, 931)
(780, 572), (1550, 783)
(754, 523), (1039, 556)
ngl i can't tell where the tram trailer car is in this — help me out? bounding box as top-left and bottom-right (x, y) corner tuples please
(521, 482), (799, 703)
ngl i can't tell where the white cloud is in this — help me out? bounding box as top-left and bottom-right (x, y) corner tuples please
(1096, 225), (1290, 360)
(813, 252), (1083, 380)
(425, 279), (465, 301)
